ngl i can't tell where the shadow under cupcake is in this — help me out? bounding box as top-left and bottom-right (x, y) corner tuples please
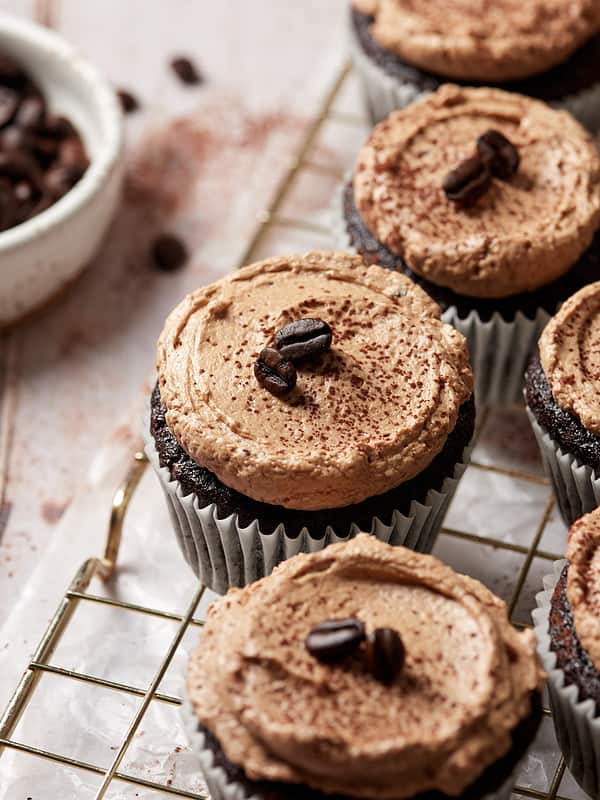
(349, 0), (600, 131)
(144, 251), (474, 593)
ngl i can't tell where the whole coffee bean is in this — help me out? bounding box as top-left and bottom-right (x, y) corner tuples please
(45, 163), (84, 199)
(443, 156), (492, 206)
(0, 125), (25, 150)
(254, 348), (297, 397)
(0, 86), (18, 128)
(171, 56), (203, 86)
(367, 628), (405, 684)
(274, 318), (332, 361)
(59, 136), (88, 169)
(117, 88), (140, 114)
(44, 114), (76, 139)
(305, 619), (366, 664)
(477, 129), (520, 180)
(15, 94), (45, 130)
(152, 233), (188, 272)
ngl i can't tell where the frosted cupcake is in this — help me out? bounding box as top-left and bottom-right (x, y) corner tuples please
(336, 85), (600, 406)
(533, 508), (600, 798)
(145, 251), (474, 593)
(184, 535), (545, 800)
(350, 0), (600, 130)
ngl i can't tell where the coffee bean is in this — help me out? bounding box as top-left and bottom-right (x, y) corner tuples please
(15, 94), (45, 130)
(274, 318), (332, 361)
(45, 163), (84, 199)
(477, 129), (520, 180)
(443, 156), (491, 206)
(305, 619), (366, 664)
(0, 125), (25, 150)
(367, 628), (405, 684)
(59, 136), (88, 169)
(44, 114), (76, 139)
(0, 87), (18, 128)
(117, 89), (140, 114)
(254, 347), (297, 397)
(151, 233), (189, 271)
(171, 56), (203, 86)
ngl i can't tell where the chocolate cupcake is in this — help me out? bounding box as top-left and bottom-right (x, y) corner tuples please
(334, 85), (600, 406)
(144, 251), (474, 593)
(184, 535), (545, 800)
(349, 0), (600, 130)
(533, 508), (600, 798)
(525, 281), (600, 525)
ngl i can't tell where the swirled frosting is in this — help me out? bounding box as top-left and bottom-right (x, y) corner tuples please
(157, 252), (472, 510)
(352, 0), (600, 82)
(188, 534), (544, 798)
(539, 281), (600, 436)
(567, 508), (600, 672)
(353, 85), (600, 299)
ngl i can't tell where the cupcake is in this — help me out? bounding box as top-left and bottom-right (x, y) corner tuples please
(335, 85), (600, 407)
(144, 251), (474, 593)
(184, 534), (545, 800)
(349, 0), (600, 130)
(525, 281), (600, 525)
(533, 508), (600, 798)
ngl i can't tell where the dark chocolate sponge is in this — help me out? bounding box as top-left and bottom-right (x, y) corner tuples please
(197, 692), (543, 800)
(549, 563), (600, 713)
(352, 9), (600, 104)
(150, 384), (475, 539)
(343, 182), (600, 323)
(524, 353), (600, 474)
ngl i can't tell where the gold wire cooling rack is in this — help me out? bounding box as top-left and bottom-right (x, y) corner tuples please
(0, 63), (579, 800)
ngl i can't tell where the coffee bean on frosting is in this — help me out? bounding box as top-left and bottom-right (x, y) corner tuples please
(367, 628), (405, 684)
(305, 619), (366, 663)
(443, 156), (491, 206)
(254, 347), (297, 397)
(477, 129), (520, 180)
(274, 318), (332, 361)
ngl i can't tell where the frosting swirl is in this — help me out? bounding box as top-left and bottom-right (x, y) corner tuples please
(352, 0), (600, 82)
(354, 85), (600, 299)
(157, 252), (472, 510)
(567, 508), (600, 672)
(539, 281), (600, 436)
(188, 534), (544, 798)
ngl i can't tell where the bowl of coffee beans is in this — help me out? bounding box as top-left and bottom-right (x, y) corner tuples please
(0, 13), (123, 327)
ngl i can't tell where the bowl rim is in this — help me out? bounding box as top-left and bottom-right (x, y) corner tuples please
(0, 12), (124, 254)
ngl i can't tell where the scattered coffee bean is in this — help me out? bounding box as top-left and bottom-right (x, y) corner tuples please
(305, 619), (366, 664)
(117, 88), (140, 114)
(275, 318), (332, 361)
(151, 233), (189, 272)
(443, 156), (491, 206)
(477, 129), (520, 180)
(254, 347), (297, 397)
(171, 56), (203, 86)
(366, 628), (405, 684)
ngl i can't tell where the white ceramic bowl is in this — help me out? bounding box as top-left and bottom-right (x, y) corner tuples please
(0, 13), (124, 327)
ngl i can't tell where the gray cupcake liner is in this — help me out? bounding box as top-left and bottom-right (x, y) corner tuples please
(533, 560), (600, 798)
(180, 688), (518, 800)
(143, 409), (471, 594)
(331, 182), (549, 408)
(348, 11), (600, 131)
(526, 408), (600, 526)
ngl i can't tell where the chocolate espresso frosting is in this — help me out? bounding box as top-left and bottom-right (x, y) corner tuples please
(567, 508), (600, 673)
(157, 252), (472, 510)
(539, 281), (600, 436)
(352, 1), (600, 82)
(354, 85), (600, 299)
(188, 534), (544, 799)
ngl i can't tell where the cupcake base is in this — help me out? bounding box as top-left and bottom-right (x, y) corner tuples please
(533, 562), (600, 798)
(334, 184), (600, 407)
(181, 691), (543, 800)
(145, 387), (474, 593)
(350, 8), (600, 130)
(525, 355), (600, 525)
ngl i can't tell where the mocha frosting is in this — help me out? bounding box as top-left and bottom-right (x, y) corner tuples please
(352, 0), (600, 82)
(157, 252), (472, 510)
(567, 508), (600, 672)
(188, 534), (544, 798)
(539, 281), (600, 436)
(354, 85), (600, 299)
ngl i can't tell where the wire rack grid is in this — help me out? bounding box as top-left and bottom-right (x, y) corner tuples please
(0, 62), (580, 800)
